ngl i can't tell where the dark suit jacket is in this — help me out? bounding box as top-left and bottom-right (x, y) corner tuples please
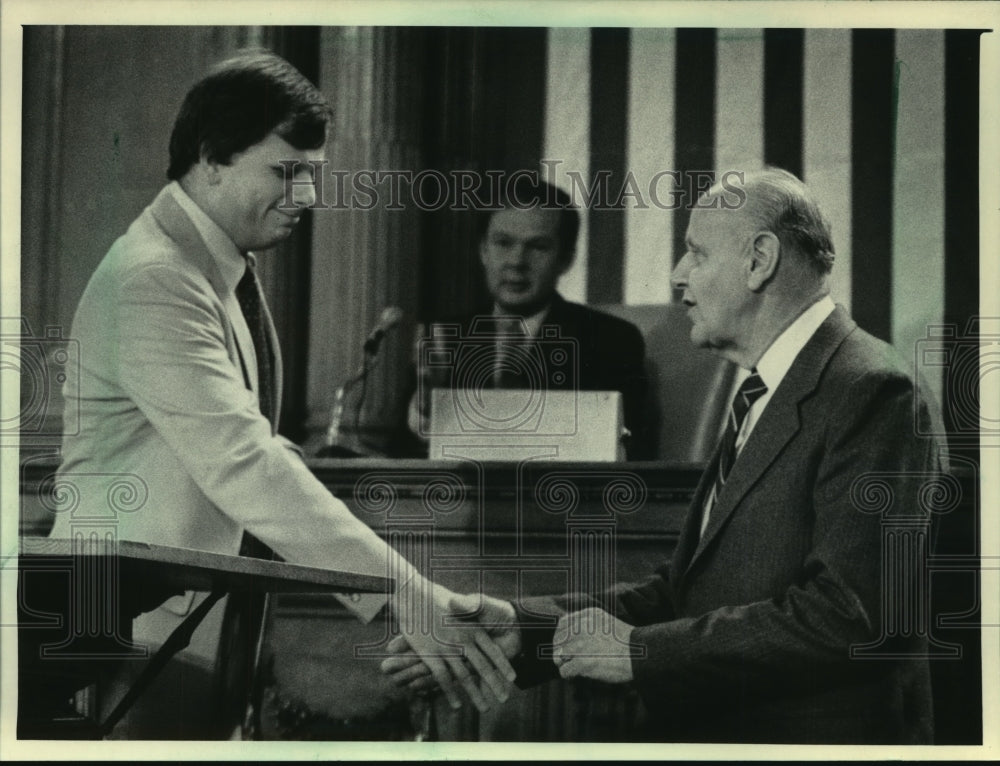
(409, 294), (649, 457)
(513, 307), (946, 744)
(536, 295), (647, 443)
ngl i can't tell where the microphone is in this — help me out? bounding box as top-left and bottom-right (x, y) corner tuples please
(363, 306), (404, 355)
(320, 306), (405, 458)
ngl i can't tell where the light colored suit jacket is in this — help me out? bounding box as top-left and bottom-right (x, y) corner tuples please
(52, 185), (393, 624)
(514, 307), (946, 743)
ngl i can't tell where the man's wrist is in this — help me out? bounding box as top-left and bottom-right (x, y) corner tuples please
(388, 568), (424, 614)
(502, 600), (523, 658)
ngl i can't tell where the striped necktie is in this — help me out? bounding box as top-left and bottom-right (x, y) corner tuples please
(702, 370), (768, 536)
(493, 317), (530, 388)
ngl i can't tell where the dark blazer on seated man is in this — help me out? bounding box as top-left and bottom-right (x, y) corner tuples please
(383, 168), (948, 744)
(418, 293), (648, 450)
(407, 176), (649, 458)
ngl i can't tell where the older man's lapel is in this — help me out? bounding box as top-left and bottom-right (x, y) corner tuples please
(669, 447), (721, 584)
(682, 306), (857, 575)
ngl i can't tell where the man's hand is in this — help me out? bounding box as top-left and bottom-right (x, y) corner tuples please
(389, 583), (518, 712)
(551, 607), (636, 684)
(382, 591), (521, 704)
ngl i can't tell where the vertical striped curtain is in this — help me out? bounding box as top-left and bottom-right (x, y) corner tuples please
(541, 28), (981, 410)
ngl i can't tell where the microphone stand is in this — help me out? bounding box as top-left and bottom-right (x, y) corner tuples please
(318, 346), (381, 458)
(318, 307), (402, 458)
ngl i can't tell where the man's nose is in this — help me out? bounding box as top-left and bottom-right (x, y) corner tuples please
(292, 178), (317, 208)
(503, 245), (528, 268)
(670, 252), (691, 290)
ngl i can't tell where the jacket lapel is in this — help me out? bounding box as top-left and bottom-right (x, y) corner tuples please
(149, 188), (281, 434)
(149, 188), (230, 300)
(543, 293), (570, 325)
(256, 274), (284, 431)
(682, 306), (857, 574)
(669, 447), (721, 582)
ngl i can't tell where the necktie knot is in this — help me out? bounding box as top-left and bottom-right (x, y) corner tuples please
(732, 370), (768, 426)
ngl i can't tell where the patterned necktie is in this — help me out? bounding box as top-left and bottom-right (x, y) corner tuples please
(702, 370), (768, 535)
(493, 317), (529, 388)
(235, 260), (274, 424)
(235, 259), (276, 560)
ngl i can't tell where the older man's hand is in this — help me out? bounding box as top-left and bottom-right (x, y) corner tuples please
(551, 607), (637, 684)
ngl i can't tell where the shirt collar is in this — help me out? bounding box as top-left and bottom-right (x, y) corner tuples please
(167, 181), (248, 294)
(492, 302), (550, 337)
(755, 295), (836, 393)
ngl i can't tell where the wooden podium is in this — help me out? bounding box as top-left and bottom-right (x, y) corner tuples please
(15, 536), (391, 739)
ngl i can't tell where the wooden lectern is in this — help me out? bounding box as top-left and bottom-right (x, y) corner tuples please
(15, 536), (391, 739)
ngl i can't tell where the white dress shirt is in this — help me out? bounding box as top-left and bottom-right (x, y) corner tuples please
(492, 302), (550, 337)
(737, 295), (836, 451)
(701, 295), (836, 536)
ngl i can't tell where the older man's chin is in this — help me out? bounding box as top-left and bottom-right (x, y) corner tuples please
(686, 325), (709, 349)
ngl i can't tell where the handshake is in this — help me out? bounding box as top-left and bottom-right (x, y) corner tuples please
(382, 585), (637, 712)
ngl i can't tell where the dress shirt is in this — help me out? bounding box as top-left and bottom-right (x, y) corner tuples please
(702, 295), (836, 536)
(492, 302), (549, 337)
(736, 294), (836, 452)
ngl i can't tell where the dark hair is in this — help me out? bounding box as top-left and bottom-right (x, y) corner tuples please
(167, 49), (332, 180)
(478, 174), (580, 261)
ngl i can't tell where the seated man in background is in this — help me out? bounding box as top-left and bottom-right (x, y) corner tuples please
(383, 167), (947, 744)
(407, 175), (649, 458)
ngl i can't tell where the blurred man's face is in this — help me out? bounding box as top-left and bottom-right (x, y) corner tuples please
(211, 132), (323, 252)
(671, 206), (756, 354)
(479, 207), (571, 316)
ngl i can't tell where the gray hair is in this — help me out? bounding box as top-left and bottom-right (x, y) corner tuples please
(734, 167), (836, 275)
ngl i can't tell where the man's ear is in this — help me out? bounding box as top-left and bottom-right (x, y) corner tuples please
(746, 231), (780, 291)
(198, 144), (223, 186)
(204, 165), (223, 186)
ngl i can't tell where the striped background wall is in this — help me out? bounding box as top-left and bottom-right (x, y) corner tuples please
(539, 28), (982, 409)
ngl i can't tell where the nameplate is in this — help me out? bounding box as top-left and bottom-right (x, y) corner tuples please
(428, 389), (625, 462)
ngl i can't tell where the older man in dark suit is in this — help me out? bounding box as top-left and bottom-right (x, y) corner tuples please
(383, 167), (947, 744)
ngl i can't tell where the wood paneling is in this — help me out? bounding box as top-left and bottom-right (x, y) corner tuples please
(258, 459), (694, 741)
(17, 456), (981, 743)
